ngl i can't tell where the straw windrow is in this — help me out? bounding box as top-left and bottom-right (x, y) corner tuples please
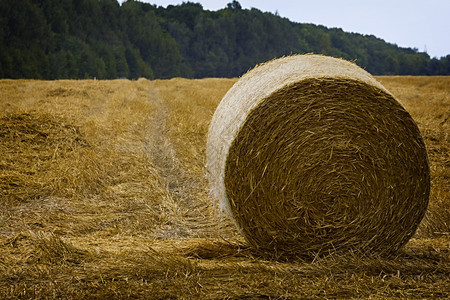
(206, 55), (430, 258)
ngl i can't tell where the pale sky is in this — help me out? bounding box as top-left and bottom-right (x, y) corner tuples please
(119, 0), (450, 58)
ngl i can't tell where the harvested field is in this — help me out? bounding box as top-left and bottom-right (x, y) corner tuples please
(0, 76), (449, 298)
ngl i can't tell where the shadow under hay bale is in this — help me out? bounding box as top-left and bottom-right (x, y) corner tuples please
(206, 55), (430, 259)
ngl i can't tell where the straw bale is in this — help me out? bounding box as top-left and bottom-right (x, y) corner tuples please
(206, 55), (430, 258)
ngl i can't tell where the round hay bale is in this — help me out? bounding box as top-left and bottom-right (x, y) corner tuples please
(206, 54), (430, 258)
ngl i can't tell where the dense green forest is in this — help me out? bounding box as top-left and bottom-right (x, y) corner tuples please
(1, 0), (449, 79)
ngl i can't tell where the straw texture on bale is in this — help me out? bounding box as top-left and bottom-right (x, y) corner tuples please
(206, 55), (430, 258)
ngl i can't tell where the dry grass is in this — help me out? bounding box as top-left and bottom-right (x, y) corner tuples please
(0, 76), (448, 298)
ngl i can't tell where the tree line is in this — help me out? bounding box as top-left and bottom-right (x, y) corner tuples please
(1, 0), (449, 79)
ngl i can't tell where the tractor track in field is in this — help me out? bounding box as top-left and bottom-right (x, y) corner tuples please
(145, 82), (221, 239)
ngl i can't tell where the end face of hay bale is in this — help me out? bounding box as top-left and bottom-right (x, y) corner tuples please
(206, 55), (430, 258)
